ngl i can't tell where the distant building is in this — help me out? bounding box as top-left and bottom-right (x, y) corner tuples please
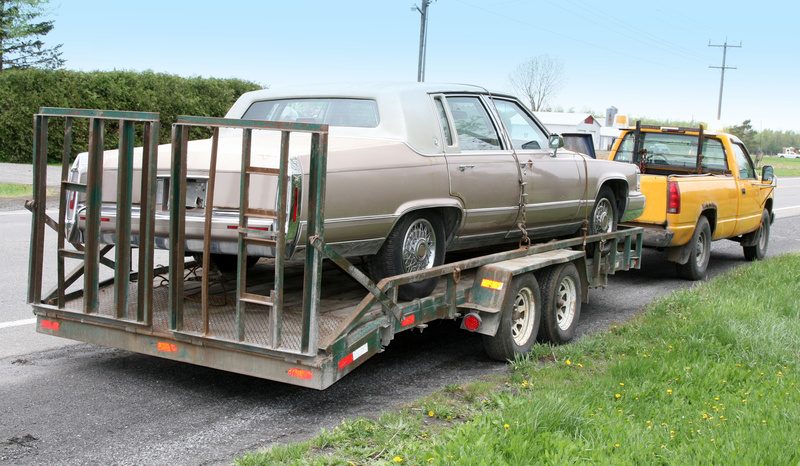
(534, 109), (631, 151)
(533, 112), (603, 150)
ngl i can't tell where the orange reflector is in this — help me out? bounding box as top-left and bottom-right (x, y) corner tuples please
(401, 315), (415, 327)
(156, 342), (178, 353)
(480, 278), (504, 290)
(41, 320), (60, 331)
(288, 368), (313, 380)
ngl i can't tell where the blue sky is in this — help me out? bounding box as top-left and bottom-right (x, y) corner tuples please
(46, 0), (798, 132)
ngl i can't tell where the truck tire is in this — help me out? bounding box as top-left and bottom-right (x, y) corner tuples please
(368, 211), (445, 301)
(537, 263), (581, 344)
(676, 216), (711, 280)
(743, 209), (770, 261)
(483, 273), (541, 361)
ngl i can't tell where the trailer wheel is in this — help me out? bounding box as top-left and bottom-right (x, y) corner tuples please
(483, 274), (541, 361)
(537, 263), (581, 344)
(676, 216), (711, 280)
(743, 209), (770, 261)
(369, 211), (445, 301)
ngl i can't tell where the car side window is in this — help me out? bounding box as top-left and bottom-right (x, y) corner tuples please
(445, 96), (501, 151)
(732, 143), (756, 180)
(492, 98), (549, 151)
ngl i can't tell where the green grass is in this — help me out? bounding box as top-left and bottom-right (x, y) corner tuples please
(762, 156), (800, 177)
(0, 183), (34, 198)
(235, 253), (800, 465)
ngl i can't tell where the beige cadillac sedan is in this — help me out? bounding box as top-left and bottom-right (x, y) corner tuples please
(69, 83), (644, 300)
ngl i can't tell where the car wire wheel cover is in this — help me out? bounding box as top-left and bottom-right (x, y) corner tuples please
(511, 286), (536, 346)
(401, 218), (437, 273)
(592, 197), (614, 234)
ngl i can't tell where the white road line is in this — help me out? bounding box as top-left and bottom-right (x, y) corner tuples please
(0, 318), (37, 329)
(0, 210), (30, 216)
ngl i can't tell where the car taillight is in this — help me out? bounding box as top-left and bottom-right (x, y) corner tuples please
(292, 187), (300, 223)
(667, 181), (680, 214)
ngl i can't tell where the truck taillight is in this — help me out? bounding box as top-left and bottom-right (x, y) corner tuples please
(667, 181), (680, 214)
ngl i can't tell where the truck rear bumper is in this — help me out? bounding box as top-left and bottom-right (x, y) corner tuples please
(622, 223), (674, 248)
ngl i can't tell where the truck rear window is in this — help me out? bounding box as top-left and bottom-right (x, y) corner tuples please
(615, 133), (729, 173)
(242, 98), (380, 128)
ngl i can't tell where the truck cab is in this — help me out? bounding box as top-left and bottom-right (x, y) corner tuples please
(609, 124), (776, 280)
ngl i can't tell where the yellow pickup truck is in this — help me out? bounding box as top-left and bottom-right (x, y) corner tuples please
(608, 124), (776, 280)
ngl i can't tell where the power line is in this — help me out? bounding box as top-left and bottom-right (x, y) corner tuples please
(709, 39), (741, 121)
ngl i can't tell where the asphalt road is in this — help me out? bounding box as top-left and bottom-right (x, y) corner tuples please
(2, 177), (800, 465)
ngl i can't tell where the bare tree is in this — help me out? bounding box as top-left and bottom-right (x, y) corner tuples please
(508, 55), (565, 111)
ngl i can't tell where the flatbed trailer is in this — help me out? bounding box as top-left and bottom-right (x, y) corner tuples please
(27, 108), (644, 389)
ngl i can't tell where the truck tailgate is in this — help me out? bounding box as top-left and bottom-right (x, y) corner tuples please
(632, 174), (668, 224)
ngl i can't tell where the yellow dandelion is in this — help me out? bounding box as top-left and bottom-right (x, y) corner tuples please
(393, 457), (403, 463)
(428, 411), (434, 416)
(566, 360), (572, 365)
(616, 394), (621, 398)
(504, 424), (510, 429)
(667, 389), (673, 394)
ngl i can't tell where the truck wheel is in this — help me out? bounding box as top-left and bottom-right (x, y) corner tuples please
(482, 274), (541, 361)
(743, 209), (770, 261)
(676, 216), (711, 280)
(537, 263), (581, 344)
(369, 211), (445, 301)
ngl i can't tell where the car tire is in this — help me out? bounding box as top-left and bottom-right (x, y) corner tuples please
(483, 273), (541, 361)
(368, 211), (445, 301)
(585, 187), (618, 255)
(675, 216), (711, 281)
(743, 209), (770, 261)
(537, 263), (581, 344)
(207, 253), (259, 273)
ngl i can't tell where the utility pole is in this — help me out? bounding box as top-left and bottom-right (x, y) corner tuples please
(414, 1), (433, 82)
(709, 39), (742, 121)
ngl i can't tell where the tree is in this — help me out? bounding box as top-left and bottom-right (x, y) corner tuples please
(0, 0), (63, 73)
(508, 54), (565, 111)
(727, 119), (758, 151)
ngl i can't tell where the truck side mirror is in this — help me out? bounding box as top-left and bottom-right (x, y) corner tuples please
(549, 134), (564, 157)
(761, 165), (775, 184)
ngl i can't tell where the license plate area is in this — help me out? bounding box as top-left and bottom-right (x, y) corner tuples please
(156, 175), (209, 209)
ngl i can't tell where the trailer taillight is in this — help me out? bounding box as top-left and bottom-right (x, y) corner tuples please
(157, 342), (178, 353)
(463, 313), (482, 331)
(667, 181), (680, 214)
(40, 319), (60, 331)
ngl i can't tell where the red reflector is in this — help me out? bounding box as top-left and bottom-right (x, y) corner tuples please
(464, 313), (482, 331)
(401, 315), (415, 327)
(41, 320), (60, 331)
(667, 181), (680, 214)
(480, 278), (504, 290)
(227, 225), (270, 231)
(156, 342), (178, 353)
(288, 368), (313, 380)
(338, 343), (369, 370)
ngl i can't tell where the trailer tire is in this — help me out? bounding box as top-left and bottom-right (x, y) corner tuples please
(482, 273), (541, 361)
(743, 209), (770, 261)
(369, 211), (445, 301)
(537, 263), (581, 344)
(676, 216), (711, 280)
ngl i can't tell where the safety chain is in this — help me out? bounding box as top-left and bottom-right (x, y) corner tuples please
(518, 180), (530, 248)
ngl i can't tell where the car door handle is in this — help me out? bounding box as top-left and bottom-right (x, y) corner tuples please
(458, 164), (475, 172)
(742, 187), (746, 194)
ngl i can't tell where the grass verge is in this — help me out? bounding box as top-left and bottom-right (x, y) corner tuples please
(762, 156), (800, 177)
(235, 253), (800, 465)
(0, 183), (34, 198)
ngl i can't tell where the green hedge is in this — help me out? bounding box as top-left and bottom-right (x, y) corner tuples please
(0, 69), (261, 163)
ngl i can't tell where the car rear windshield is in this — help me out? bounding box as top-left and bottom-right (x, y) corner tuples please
(241, 98), (380, 128)
(615, 132), (729, 173)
